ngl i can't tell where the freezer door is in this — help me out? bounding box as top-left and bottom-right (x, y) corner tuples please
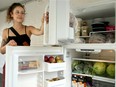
(43, 0), (70, 45)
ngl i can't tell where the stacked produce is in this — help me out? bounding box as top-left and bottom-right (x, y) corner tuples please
(72, 60), (115, 78)
(106, 63), (115, 78)
(93, 62), (106, 76)
(72, 60), (93, 74)
(46, 77), (61, 82)
(44, 55), (64, 63)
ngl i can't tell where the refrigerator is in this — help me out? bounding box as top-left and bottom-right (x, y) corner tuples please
(5, 46), (115, 87)
(5, 46), (66, 87)
(5, 0), (115, 87)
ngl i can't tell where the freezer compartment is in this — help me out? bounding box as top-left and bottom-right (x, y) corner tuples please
(45, 78), (65, 87)
(74, 2), (115, 44)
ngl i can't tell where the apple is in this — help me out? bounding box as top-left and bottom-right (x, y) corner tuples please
(56, 59), (63, 63)
(55, 56), (61, 60)
(49, 56), (56, 63)
(44, 56), (49, 62)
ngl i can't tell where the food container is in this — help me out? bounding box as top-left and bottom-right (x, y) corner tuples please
(106, 26), (115, 31)
(19, 61), (39, 70)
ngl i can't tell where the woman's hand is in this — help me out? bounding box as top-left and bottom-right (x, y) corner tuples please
(42, 12), (49, 24)
(46, 12), (49, 24)
(0, 39), (17, 54)
(7, 40), (17, 46)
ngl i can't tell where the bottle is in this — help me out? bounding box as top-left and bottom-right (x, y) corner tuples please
(81, 21), (89, 36)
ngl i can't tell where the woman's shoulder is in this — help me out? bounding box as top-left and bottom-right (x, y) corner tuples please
(24, 25), (35, 36)
(25, 25), (36, 33)
(2, 28), (9, 38)
(2, 28), (9, 34)
(26, 25), (35, 30)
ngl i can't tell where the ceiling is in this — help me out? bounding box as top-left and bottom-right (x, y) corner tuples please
(0, 0), (91, 11)
(0, 0), (101, 12)
(0, 0), (115, 19)
(0, 0), (40, 12)
(0, 0), (25, 11)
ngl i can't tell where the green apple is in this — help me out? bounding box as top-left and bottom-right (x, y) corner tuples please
(55, 56), (61, 60)
(57, 59), (63, 63)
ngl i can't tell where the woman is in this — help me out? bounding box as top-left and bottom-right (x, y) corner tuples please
(0, 3), (48, 87)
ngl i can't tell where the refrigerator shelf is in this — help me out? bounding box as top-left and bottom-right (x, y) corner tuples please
(72, 73), (115, 83)
(93, 75), (115, 83)
(44, 62), (66, 72)
(65, 43), (116, 49)
(72, 58), (115, 63)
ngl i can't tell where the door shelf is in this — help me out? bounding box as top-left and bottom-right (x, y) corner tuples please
(72, 58), (115, 63)
(18, 69), (44, 75)
(72, 73), (115, 83)
(45, 78), (66, 87)
(44, 62), (66, 72)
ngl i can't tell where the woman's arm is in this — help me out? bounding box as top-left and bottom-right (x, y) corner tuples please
(0, 29), (17, 54)
(0, 29), (8, 54)
(0, 39), (8, 54)
(29, 22), (44, 36)
(29, 12), (49, 36)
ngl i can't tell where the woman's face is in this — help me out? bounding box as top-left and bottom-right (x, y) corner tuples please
(11, 6), (25, 23)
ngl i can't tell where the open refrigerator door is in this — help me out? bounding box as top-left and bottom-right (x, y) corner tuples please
(5, 46), (66, 87)
(43, 0), (75, 46)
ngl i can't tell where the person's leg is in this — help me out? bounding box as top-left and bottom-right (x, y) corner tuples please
(2, 65), (5, 87)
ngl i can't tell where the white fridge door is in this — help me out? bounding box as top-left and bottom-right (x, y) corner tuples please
(44, 0), (71, 45)
(5, 46), (67, 87)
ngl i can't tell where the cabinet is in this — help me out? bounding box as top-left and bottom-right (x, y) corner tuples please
(68, 0), (116, 87)
(5, 46), (66, 87)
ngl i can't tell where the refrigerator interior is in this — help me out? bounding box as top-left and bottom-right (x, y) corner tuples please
(72, 1), (115, 44)
(69, 2), (116, 86)
(66, 48), (115, 87)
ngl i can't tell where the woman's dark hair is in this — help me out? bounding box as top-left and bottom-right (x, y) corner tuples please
(6, 3), (25, 23)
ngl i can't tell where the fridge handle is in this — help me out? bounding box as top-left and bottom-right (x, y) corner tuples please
(76, 49), (101, 52)
(43, 4), (49, 45)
